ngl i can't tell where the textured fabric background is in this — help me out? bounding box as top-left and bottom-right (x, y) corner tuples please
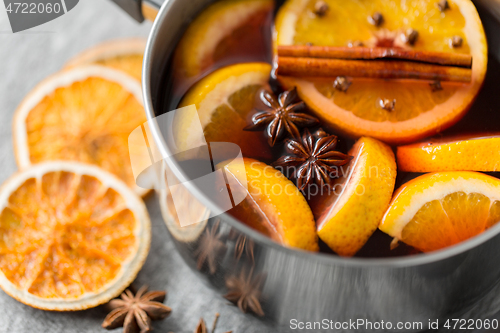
(0, 1), (274, 332)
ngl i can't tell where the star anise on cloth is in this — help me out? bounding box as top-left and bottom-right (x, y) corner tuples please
(194, 313), (232, 333)
(102, 285), (172, 333)
(272, 128), (353, 191)
(224, 267), (266, 317)
(194, 220), (227, 275)
(244, 88), (319, 146)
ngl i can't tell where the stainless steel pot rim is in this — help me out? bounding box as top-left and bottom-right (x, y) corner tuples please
(142, 0), (500, 268)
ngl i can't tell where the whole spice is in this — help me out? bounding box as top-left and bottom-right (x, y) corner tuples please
(235, 235), (254, 262)
(245, 88), (319, 146)
(380, 99), (396, 111)
(278, 57), (472, 82)
(402, 28), (419, 46)
(334, 76), (352, 92)
(450, 35), (463, 48)
(224, 268), (266, 317)
(437, 0), (449, 12)
(277, 45), (472, 68)
(369, 12), (384, 27)
(102, 285), (171, 333)
(430, 80), (443, 92)
(194, 219), (227, 275)
(313, 127), (328, 139)
(229, 229), (254, 262)
(273, 128), (352, 191)
(195, 313), (232, 333)
(313, 1), (329, 17)
(348, 40), (364, 47)
(195, 318), (208, 333)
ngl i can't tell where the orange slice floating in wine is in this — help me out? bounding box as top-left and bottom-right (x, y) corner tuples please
(312, 137), (397, 256)
(176, 63), (273, 161)
(380, 171), (500, 252)
(275, 0), (487, 144)
(173, 0), (274, 80)
(397, 134), (500, 172)
(220, 158), (319, 251)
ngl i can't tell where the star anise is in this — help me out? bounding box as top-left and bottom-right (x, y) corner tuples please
(235, 235), (254, 262)
(224, 267), (266, 317)
(273, 128), (353, 191)
(102, 285), (172, 333)
(245, 88), (319, 146)
(194, 219), (227, 275)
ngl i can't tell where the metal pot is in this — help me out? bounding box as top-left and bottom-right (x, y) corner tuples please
(115, 0), (500, 331)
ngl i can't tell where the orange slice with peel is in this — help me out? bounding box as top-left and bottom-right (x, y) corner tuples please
(173, 0), (273, 80)
(275, 0), (487, 144)
(13, 65), (148, 196)
(0, 161), (150, 310)
(312, 137), (397, 256)
(219, 158), (319, 251)
(176, 63), (273, 161)
(379, 171), (500, 252)
(65, 38), (146, 81)
(397, 134), (500, 172)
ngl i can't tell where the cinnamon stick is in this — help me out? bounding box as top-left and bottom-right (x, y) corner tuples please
(277, 57), (472, 83)
(278, 45), (472, 68)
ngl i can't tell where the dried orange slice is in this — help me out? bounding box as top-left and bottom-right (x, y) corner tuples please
(0, 161), (151, 310)
(173, 0), (273, 80)
(397, 134), (500, 172)
(379, 171), (500, 252)
(220, 158), (319, 251)
(13, 66), (148, 196)
(275, 0), (487, 144)
(65, 38), (146, 81)
(176, 63), (273, 160)
(312, 137), (397, 256)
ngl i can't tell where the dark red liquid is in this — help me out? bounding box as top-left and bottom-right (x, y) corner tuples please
(167, 3), (274, 108)
(160, 1), (500, 258)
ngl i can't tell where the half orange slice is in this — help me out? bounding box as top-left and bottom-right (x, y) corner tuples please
(313, 137), (397, 256)
(221, 158), (319, 251)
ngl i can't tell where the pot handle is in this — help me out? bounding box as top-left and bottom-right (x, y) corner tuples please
(110, 0), (162, 22)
